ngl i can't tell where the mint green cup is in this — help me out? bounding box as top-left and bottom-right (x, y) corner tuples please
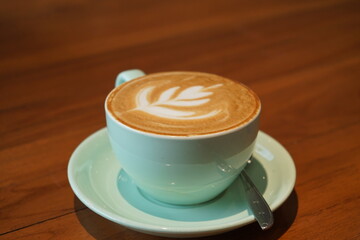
(105, 70), (260, 205)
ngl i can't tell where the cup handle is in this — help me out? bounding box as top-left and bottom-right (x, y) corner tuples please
(115, 69), (146, 87)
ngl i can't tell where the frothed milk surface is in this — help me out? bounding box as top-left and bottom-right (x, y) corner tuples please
(107, 72), (260, 136)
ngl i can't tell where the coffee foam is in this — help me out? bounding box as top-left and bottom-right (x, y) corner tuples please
(107, 72), (260, 136)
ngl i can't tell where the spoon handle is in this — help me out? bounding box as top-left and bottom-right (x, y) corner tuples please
(240, 170), (274, 230)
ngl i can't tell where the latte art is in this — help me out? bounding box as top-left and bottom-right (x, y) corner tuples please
(134, 84), (222, 120)
(106, 72), (260, 136)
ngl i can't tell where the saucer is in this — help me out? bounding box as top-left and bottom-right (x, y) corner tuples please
(68, 128), (296, 238)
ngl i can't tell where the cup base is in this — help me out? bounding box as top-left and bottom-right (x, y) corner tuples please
(131, 173), (240, 205)
(137, 186), (227, 207)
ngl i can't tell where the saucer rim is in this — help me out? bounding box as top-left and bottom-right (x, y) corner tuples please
(68, 128), (296, 236)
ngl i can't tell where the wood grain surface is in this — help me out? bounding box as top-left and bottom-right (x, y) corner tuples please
(1, 0), (359, 239)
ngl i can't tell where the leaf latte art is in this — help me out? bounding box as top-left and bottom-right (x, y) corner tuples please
(134, 84), (223, 120)
(107, 72), (260, 136)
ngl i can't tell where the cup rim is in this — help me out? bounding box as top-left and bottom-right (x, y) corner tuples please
(104, 92), (261, 140)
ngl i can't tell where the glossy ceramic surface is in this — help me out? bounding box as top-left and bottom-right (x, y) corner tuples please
(68, 128), (296, 238)
(105, 69), (260, 204)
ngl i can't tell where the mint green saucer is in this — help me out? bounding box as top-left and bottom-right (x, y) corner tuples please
(67, 128), (296, 238)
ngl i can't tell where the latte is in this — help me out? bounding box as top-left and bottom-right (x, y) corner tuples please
(106, 72), (260, 136)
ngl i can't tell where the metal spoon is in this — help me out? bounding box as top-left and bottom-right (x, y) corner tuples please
(240, 156), (274, 230)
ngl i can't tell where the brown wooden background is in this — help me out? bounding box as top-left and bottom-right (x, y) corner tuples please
(1, 0), (359, 239)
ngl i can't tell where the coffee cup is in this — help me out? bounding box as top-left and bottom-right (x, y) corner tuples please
(105, 69), (260, 205)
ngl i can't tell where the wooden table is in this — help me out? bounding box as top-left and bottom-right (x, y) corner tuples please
(1, 0), (359, 239)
